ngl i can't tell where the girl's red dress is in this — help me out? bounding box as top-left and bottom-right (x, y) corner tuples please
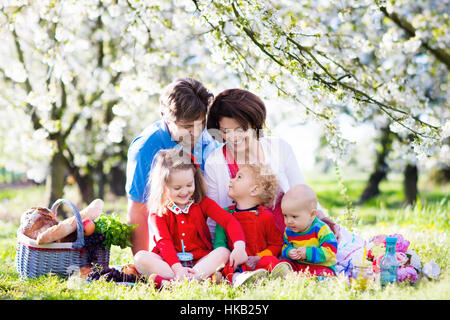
(149, 196), (245, 267)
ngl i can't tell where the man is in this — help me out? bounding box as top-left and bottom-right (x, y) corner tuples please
(126, 78), (219, 255)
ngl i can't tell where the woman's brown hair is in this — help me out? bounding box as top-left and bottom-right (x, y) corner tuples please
(147, 148), (207, 216)
(206, 88), (266, 139)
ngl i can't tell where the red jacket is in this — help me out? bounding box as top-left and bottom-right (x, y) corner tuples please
(150, 196), (245, 267)
(216, 205), (283, 257)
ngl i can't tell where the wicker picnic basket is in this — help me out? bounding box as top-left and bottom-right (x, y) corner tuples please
(15, 199), (109, 279)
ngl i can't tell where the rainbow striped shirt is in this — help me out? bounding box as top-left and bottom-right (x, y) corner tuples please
(281, 217), (338, 272)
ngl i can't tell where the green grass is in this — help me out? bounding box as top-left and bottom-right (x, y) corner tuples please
(0, 175), (448, 300)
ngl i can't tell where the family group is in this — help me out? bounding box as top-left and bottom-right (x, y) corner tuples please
(125, 78), (342, 288)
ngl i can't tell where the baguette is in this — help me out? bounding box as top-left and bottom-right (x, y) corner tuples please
(36, 199), (104, 244)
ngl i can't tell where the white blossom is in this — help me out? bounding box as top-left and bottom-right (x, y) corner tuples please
(5, 61), (27, 82)
(111, 55), (134, 72)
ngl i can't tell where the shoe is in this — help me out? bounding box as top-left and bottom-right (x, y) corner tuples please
(233, 269), (268, 288)
(270, 262), (293, 279)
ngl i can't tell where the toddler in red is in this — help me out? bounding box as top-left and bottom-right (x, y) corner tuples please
(214, 163), (291, 287)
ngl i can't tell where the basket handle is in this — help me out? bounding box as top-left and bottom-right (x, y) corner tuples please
(50, 199), (85, 249)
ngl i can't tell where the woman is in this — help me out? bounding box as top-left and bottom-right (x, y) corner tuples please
(204, 88), (340, 243)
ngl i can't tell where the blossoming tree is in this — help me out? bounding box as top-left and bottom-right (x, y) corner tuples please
(0, 0), (233, 208)
(190, 0), (449, 205)
(0, 0), (448, 214)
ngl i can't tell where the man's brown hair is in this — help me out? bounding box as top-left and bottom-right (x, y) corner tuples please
(206, 88), (266, 139)
(160, 78), (213, 122)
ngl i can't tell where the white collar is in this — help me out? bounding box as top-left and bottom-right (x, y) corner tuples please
(166, 199), (194, 214)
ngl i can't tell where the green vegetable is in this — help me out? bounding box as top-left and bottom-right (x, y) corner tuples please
(94, 214), (137, 249)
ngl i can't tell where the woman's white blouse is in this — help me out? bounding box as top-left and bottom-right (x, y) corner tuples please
(204, 136), (309, 240)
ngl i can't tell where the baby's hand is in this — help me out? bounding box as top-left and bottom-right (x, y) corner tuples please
(297, 247), (307, 260)
(288, 247), (307, 261)
(229, 240), (248, 268)
(288, 248), (300, 260)
(246, 255), (261, 269)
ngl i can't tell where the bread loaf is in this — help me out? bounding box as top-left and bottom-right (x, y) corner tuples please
(19, 207), (59, 240)
(36, 199), (103, 244)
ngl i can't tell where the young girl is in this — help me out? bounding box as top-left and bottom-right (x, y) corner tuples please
(133, 148), (248, 287)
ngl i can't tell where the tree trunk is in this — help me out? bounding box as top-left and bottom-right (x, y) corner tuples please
(72, 169), (95, 205)
(404, 163), (418, 205)
(359, 124), (393, 204)
(97, 162), (105, 200)
(109, 164), (126, 196)
(436, 165), (450, 183)
(45, 151), (67, 216)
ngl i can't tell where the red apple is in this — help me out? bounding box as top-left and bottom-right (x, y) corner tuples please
(122, 264), (139, 276)
(79, 266), (92, 278)
(83, 219), (95, 236)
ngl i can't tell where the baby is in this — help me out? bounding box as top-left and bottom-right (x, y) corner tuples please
(280, 184), (338, 277)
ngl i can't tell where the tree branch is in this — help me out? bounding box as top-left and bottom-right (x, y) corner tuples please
(11, 27), (44, 132)
(193, 0), (440, 139)
(379, 5), (450, 69)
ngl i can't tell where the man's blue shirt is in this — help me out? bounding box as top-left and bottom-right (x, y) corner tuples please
(125, 120), (220, 204)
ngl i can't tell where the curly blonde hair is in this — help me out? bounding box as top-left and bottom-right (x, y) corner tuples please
(242, 163), (279, 208)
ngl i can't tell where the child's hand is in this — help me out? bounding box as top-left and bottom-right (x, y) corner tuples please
(297, 247), (307, 260)
(172, 263), (195, 280)
(288, 247), (306, 260)
(246, 255), (261, 269)
(229, 240), (248, 268)
(288, 248), (300, 260)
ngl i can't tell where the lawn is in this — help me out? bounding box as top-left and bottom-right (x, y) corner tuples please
(0, 173), (448, 300)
